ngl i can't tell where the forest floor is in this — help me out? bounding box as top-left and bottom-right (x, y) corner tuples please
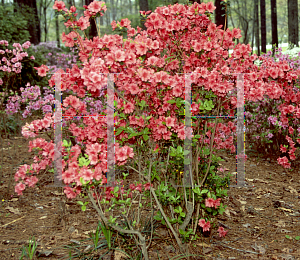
(0, 127), (300, 260)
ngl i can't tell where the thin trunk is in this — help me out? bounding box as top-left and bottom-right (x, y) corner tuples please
(82, 0), (84, 17)
(44, 5), (47, 42)
(56, 11), (60, 48)
(39, 0), (42, 33)
(100, 15), (103, 32)
(111, 0), (116, 21)
(288, 0), (299, 47)
(215, 0), (227, 30)
(244, 22), (249, 45)
(230, 10), (239, 44)
(255, 0), (260, 56)
(129, 0), (132, 14)
(106, 8), (110, 28)
(14, 0), (41, 45)
(260, 0), (266, 53)
(271, 0), (278, 54)
(120, 0), (124, 18)
(139, 0), (149, 31)
(85, 0), (97, 39)
(135, 0), (138, 15)
(251, 1), (255, 55)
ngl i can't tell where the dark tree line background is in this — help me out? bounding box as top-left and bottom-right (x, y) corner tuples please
(1, 0), (299, 54)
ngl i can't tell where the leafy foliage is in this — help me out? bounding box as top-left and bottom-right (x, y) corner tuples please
(0, 3), (33, 46)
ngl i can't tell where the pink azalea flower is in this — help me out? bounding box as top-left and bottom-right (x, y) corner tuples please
(198, 219), (211, 232)
(218, 226), (228, 238)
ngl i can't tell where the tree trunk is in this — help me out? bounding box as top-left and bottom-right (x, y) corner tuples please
(14, 0), (41, 45)
(271, 0), (278, 54)
(139, 0), (149, 31)
(135, 0), (138, 15)
(111, 0), (116, 21)
(215, 0), (227, 31)
(189, 0), (202, 4)
(56, 11), (60, 48)
(254, 0), (260, 56)
(260, 0), (266, 53)
(251, 0), (255, 55)
(288, 0), (299, 47)
(129, 0), (132, 14)
(44, 3), (47, 42)
(85, 0), (98, 39)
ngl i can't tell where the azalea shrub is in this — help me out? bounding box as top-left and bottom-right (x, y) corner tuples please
(0, 40), (50, 101)
(244, 47), (300, 164)
(8, 0), (300, 257)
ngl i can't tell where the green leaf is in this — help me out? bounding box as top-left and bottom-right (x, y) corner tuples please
(183, 150), (190, 156)
(167, 99), (176, 104)
(127, 127), (135, 134)
(128, 133), (136, 139)
(192, 187), (201, 195)
(218, 207), (225, 215)
(143, 134), (149, 141)
(140, 100), (146, 107)
(179, 229), (185, 235)
(177, 146), (183, 153)
(116, 128), (123, 136)
(77, 201), (84, 206)
(63, 139), (69, 147)
(295, 236), (300, 241)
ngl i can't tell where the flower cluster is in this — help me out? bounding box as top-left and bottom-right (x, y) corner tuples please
(0, 40), (33, 76)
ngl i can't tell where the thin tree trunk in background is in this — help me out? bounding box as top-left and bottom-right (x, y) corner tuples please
(129, 0), (132, 14)
(44, 1), (48, 42)
(135, 0), (138, 15)
(120, 0), (124, 18)
(56, 11), (60, 48)
(215, 0), (227, 31)
(111, 0), (116, 21)
(189, 0), (201, 3)
(234, 0), (250, 44)
(85, 0), (97, 39)
(106, 10), (109, 27)
(100, 15), (104, 32)
(39, 0), (42, 33)
(244, 0), (248, 44)
(251, 1), (255, 55)
(139, 0), (149, 31)
(230, 11), (239, 44)
(271, 0), (278, 54)
(14, 0), (41, 45)
(82, 0), (84, 17)
(260, 0), (266, 53)
(254, 0), (260, 56)
(288, 0), (299, 47)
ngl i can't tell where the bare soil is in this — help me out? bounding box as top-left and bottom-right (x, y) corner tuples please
(1, 124), (300, 260)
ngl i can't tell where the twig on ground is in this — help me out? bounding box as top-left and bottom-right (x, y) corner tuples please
(0, 216), (25, 228)
(212, 241), (260, 254)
